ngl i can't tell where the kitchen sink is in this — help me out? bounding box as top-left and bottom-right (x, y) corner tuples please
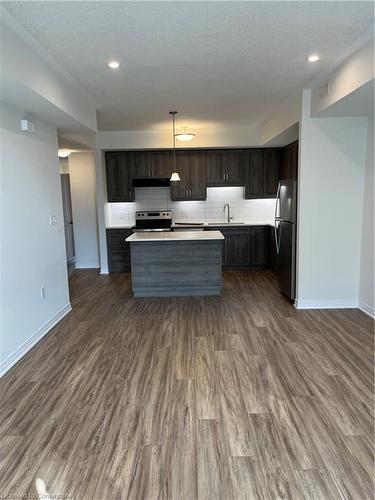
(207, 222), (245, 225)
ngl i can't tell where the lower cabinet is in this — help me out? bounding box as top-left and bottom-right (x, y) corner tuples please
(205, 226), (270, 268)
(106, 229), (132, 272)
(250, 226), (269, 266)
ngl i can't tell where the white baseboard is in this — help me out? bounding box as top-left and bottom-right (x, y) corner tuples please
(294, 299), (359, 310)
(100, 267), (109, 274)
(358, 301), (375, 318)
(75, 262), (100, 269)
(0, 303), (72, 378)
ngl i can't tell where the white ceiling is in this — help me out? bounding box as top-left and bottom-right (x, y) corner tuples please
(3, 1), (374, 131)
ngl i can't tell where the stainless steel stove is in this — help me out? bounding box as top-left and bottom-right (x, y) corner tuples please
(132, 210), (172, 232)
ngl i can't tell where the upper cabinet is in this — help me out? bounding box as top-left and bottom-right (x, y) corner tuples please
(132, 150), (173, 178)
(105, 147), (283, 203)
(244, 148), (282, 199)
(281, 140), (298, 181)
(132, 151), (151, 177)
(170, 151), (206, 200)
(206, 150), (244, 186)
(150, 151), (173, 178)
(263, 149), (282, 197)
(106, 152), (134, 202)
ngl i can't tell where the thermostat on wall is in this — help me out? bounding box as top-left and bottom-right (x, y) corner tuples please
(21, 119), (35, 133)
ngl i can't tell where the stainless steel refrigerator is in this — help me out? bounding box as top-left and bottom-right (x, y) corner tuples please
(274, 179), (297, 300)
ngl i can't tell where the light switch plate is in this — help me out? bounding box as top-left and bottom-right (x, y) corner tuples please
(49, 215), (57, 225)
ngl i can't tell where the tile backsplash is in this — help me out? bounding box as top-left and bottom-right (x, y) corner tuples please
(105, 186), (276, 226)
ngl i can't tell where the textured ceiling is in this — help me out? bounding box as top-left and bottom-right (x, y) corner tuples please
(3, 1), (374, 131)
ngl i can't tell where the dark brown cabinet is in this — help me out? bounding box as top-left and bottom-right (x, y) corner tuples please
(206, 150), (244, 186)
(105, 152), (134, 202)
(223, 227), (252, 267)
(171, 151), (206, 200)
(106, 229), (132, 272)
(205, 225), (269, 268)
(263, 149), (282, 197)
(150, 151), (173, 178)
(244, 149), (281, 199)
(132, 151), (151, 177)
(244, 149), (263, 198)
(224, 150), (244, 185)
(106, 147), (282, 203)
(251, 226), (269, 266)
(281, 141), (298, 180)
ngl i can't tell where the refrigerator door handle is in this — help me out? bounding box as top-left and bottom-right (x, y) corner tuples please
(275, 221), (280, 255)
(274, 181), (281, 255)
(274, 181), (281, 222)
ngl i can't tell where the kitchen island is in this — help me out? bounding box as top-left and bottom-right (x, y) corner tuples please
(126, 231), (224, 297)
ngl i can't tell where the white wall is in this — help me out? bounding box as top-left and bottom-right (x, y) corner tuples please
(68, 153), (100, 268)
(0, 103), (71, 375)
(311, 38), (374, 117)
(1, 12), (97, 132)
(106, 186), (276, 227)
(96, 125), (261, 150)
(260, 92), (302, 145)
(359, 115), (374, 316)
(296, 90), (368, 308)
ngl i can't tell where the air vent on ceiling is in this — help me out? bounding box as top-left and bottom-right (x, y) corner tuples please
(319, 80), (331, 99)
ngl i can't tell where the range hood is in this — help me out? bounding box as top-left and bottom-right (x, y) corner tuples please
(132, 177), (171, 187)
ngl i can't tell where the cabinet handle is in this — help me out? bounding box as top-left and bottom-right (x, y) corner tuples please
(223, 172), (225, 180)
(129, 190), (131, 199)
(186, 189), (189, 197)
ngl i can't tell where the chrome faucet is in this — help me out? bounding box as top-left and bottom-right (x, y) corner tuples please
(224, 203), (233, 223)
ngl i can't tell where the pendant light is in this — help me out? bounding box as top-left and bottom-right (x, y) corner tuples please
(169, 111), (181, 182)
(175, 126), (195, 142)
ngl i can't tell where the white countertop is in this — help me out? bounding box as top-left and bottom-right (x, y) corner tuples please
(173, 221), (275, 228)
(107, 221), (275, 229)
(126, 230), (224, 242)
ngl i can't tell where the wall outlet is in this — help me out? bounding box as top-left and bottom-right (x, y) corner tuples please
(40, 286), (46, 300)
(49, 215), (57, 226)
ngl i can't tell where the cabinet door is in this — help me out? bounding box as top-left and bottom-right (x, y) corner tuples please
(206, 150), (225, 186)
(250, 226), (269, 266)
(244, 149), (264, 199)
(170, 151), (189, 200)
(281, 141), (298, 181)
(189, 151), (206, 200)
(150, 150), (172, 178)
(263, 149), (281, 197)
(225, 229), (251, 267)
(291, 141), (298, 180)
(223, 150), (244, 185)
(107, 229), (132, 272)
(105, 152), (134, 202)
(132, 151), (151, 177)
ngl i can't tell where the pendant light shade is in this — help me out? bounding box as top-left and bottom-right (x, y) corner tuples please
(170, 172), (181, 181)
(169, 110), (181, 182)
(175, 126), (195, 142)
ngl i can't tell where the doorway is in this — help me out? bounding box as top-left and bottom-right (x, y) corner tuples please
(60, 173), (75, 274)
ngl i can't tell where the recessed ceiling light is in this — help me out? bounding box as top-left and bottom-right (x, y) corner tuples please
(307, 54), (320, 63)
(108, 60), (120, 69)
(58, 149), (71, 158)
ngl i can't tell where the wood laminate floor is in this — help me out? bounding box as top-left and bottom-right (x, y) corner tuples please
(1, 269), (374, 499)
